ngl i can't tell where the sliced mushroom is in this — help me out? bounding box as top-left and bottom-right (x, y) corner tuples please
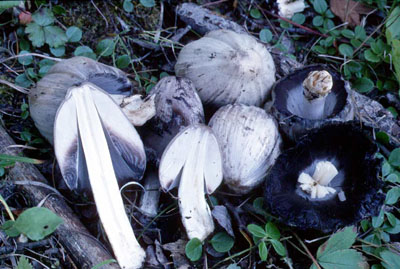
(269, 64), (355, 141)
(209, 104), (281, 194)
(54, 82), (146, 268)
(159, 124), (223, 240)
(264, 123), (384, 232)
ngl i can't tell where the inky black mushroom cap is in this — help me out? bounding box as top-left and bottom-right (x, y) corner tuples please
(269, 64), (354, 141)
(264, 122), (384, 232)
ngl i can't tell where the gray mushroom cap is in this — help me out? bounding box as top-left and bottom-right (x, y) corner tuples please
(269, 64), (355, 141)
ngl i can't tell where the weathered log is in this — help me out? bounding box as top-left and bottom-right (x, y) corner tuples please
(0, 124), (119, 269)
(176, 2), (400, 145)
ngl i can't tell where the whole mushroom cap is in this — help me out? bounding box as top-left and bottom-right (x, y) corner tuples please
(264, 123), (384, 232)
(175, 29), (276, 108)
(29, 56), (132, 143)
(269, 64), (355, 141)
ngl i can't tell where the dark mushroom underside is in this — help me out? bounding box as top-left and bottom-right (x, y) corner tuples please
(264, 123), (384, 232)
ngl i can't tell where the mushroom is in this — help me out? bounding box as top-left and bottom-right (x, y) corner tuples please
(209, 104), (281, 194)
(277, 0), (306, 19)
(269, 64), (355, 141)
(159, 124), (223, 240)
(29, 56), (154, 143)
(264, 123), (384, 232)
(175, 29), (276, 109)
(54, 82), (146, 268)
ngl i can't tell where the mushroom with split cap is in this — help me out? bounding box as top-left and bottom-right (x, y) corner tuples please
(269, 64), (355, 141)
(175, 29), (276, 110)
(159, 124), (223, 241)
(29, 56), (155, 143)
(264, 122), (384, 232)
(209, 104), (282, 194)
(54, 82), (146, 268)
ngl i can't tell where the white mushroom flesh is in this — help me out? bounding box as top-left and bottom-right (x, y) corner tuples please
(277, 0), (306, 19)
(298, 161), (338, 199)
(54, 83), (146, 269)
(159, 125), (223, 241)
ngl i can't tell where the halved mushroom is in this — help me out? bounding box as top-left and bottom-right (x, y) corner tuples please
(209, 104), (281, 194)
(175, 29), (276, 109)
(54, 82), (146, 268)
(269, 64), (355, 141)
(264, 123), (384, 232)
(159, 124), (223, 240)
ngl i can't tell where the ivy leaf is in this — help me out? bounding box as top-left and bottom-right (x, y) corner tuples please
(380, 250), (400, 269)
(258, 241), (268, 261)
(13, 207), (63, 241)
(247, 224), (267, 238)
(43, 26), (68, 48)
(32, 8), (54, 26)
(66, 26), (82, 42)
(25, 23), (45, 47)
(185, 238), (202, 261)
(210, 232), (234, 253)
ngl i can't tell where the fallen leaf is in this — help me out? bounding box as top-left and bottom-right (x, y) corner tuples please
(330, 0), (373, 27)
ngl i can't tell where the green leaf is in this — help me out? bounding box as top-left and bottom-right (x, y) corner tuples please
(185, 238), (202, 262)
(43, 26), (68, 48)
(91, 259), (118, 269)
(96, 39), (115, 57)
(25, 23), (45, 47)
(270, 239), (286, 256)
(250, 8), (262, 19)
(19, 39), (30, 51)
(52, 5), (66, 15)
(258, 241), (268, 261)
(247, 224), (267, 238)
(123, 0), (134, 12)
(0, 154), (43, 164)
(371, 39), (384, 55)
(74, 46), (96, 59)
(265, 222), (280, 240)
(350, 38), (362, 48)
(66, 26), (82, 42)
(15, 73), (32, 88)
(372, 209), (385, 228)
(353, 77), (374, 93)
(382, 162), (391, 177)
(140, 0), (156, 8)
(385, 187), (400, 205)
(226, 264), (241, 269)
(386, 173), (400, 183)
(317, 226), (357, 258)
(259, 29), (273, 43)
(377, 132), (390, 145)
(341, 29), (355, 39)
(386, 6), (400, 44)
(364, 49), (381, 63)
(318, 249), (366, 269)
(17, 256), (33, 269)
(355, 26), (367, 40)
(313, 0), (328, 14)
(313, 16), (324, 27)
(210, 232), (234, 253)
(13, 207), (63, 241)
(0, 1), (21, 15)
(32, 8), (54, 26)
(18, 51), (33, 66)
(380, 250), (400, 269)
(392, 40), (400, 84)
(50, 46), (65, 57)
(291, 13), (305, 25)
(389, 148), (400, 167)
(339, 44), (353, 57)
(116, 55), (130, 69)
(1, 220), (21, 237)
(313, 45), (327, 54)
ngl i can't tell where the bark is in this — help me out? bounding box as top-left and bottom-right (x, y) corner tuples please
(0, 124), (119, 269)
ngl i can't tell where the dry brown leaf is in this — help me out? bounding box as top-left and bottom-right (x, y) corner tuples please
(330, 0), (373, 27)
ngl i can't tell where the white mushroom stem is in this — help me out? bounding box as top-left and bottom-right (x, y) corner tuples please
(55, 84), (145, 269)
(300, 70), (333, 120)
(277, 0), (306, 19)
(159, 125), (223, 241)
(139, 171), (161, 218)
(298, 161), (338, 199)
(111, 94), (156, 126)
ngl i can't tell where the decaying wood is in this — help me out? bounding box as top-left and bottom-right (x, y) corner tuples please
(0, 124), (119, 269)
(176, 2), (400, 145)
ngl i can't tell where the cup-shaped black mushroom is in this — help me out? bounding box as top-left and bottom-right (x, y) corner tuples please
(269, 64), (354, 141)
(264, 123), (384, 232)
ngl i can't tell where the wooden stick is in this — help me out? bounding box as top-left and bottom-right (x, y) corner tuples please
(0, 124), (118, 269)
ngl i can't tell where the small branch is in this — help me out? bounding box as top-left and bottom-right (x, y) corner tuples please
(0, 53), (62, 64)
(293, 232), (321, 269)
(0, 239), (51, 255)
(91, 0), (108, 30)
(0, 79), (29, 94)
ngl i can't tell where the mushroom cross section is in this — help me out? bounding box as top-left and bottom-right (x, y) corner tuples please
(159, 124), (223, 241)
(54, 82), (146, 269)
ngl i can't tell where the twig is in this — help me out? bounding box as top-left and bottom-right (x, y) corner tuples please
(293, 232), (321, 269)
(0, 239), (51, 255)
(0, 79), (29, 94)
(90, 0), (108, 30)
(0, 53), (62, 64)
